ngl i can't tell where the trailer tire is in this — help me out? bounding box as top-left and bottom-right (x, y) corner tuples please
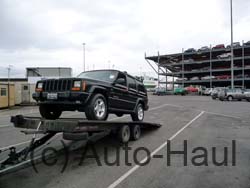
(85, 94), (108, 120)
(39, 105), (62, 120)
(117, 125), (130, 143)
(130, 125), (141, 141)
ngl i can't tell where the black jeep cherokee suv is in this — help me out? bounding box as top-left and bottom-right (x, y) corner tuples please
(33, 70), (149, 121)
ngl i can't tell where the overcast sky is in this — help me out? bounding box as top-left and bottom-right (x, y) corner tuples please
(0, 0), (250, 78)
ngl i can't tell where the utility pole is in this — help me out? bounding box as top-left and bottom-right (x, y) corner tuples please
(230, 0), (234, 89)
(82, 43), (86, 72)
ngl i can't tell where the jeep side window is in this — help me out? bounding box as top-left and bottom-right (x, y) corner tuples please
(116, 72), (127, 87)
(137, 82), (146, 93)
(127, 76), (136, 90)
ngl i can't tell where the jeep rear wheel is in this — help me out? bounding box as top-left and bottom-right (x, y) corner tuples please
(131, 103), (144, 121)
(85, 94), (108, 120)
(39, 105), (62, 120)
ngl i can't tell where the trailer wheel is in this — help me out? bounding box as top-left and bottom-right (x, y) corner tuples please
(39, 105), (62, 120)
(131, 103), (144, 121)
(85, 94), (108, 120)
(118, 125), (130, 143)
(130, 125), (141, 141)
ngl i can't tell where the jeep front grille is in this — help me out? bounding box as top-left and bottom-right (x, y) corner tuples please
(43, 79), (73, 92)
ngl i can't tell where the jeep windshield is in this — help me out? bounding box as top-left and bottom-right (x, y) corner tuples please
(77, 70), (118, 82)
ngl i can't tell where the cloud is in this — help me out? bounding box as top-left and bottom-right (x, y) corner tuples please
(0, 0), (250, 78)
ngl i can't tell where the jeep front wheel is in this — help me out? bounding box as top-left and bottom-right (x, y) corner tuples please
(39, 105), (62, 120)
(131, 103), (144, 121)
(85, 94), (108, 120)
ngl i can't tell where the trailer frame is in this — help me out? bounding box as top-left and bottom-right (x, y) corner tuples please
(0, 115), (161, 176)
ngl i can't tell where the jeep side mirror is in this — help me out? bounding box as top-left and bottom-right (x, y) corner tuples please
(115, 78), (125, 85)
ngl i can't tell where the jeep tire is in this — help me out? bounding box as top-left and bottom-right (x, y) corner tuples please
(131, 103), (144, 121)
(39, 104), (62, 120)
(85, 93), (108, 120)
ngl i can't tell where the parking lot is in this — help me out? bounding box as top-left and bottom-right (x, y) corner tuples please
(0, 95), (250, 188)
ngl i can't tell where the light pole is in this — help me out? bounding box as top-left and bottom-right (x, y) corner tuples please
(230, 0), (234, 89)
(7, 65), (13, 108)
(82, 43), (86, 72)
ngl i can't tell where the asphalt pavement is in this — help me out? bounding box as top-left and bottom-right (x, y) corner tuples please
(0, 95), (250, 188)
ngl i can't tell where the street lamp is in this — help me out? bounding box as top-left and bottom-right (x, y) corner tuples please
(7, 65), (13, 108)
(230, 0), (234, 89)
(82, 43), (86, 72)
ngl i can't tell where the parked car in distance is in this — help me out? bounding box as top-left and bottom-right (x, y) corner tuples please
(218, 88), (245, 101)
(226, 42), (241, 48)
(33, 69), (148, 121)
(217, 53), (232, 59)
(216, 75), (231, 80)
(202, 66), (210, 70)
(184, 48), (196, 53)
(235, 74), (243, 79)
(153, 87), (168, 96)
(174, 88), (187, 95)
(201, 75), (215, 80)
(190, 76), (199, 81)
(245, 65), (250, 68)
(183, 59), (194, 63)
(211, 87), (225, 99)
(204, 88), (213, 96)
(243, 41), (250, 46)
(198, 46), (210, 52)
(176, 77), (188, 81)
(243, 89), (250, 102)
(186, 86), (198, 93)
(198, 86), (206, 95)
(212, 44), (225, 50)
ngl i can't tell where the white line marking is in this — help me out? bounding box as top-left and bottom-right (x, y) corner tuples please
(204, 111), (241, 119)
(107, 111), (205, 188)
(0, 125), (10, 128)
(159, 103), (242, 120)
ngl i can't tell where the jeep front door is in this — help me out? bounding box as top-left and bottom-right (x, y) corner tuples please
(110, 72), (129, 110)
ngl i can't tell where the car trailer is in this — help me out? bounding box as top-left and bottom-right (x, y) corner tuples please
(0, 115), (161, 176)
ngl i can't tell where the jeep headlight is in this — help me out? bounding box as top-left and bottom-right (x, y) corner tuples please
(37, 82), (43, 89)
(73, 81), (81, 88)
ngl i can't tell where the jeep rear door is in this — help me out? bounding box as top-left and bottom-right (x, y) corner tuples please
(126, 76), (138, 110)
